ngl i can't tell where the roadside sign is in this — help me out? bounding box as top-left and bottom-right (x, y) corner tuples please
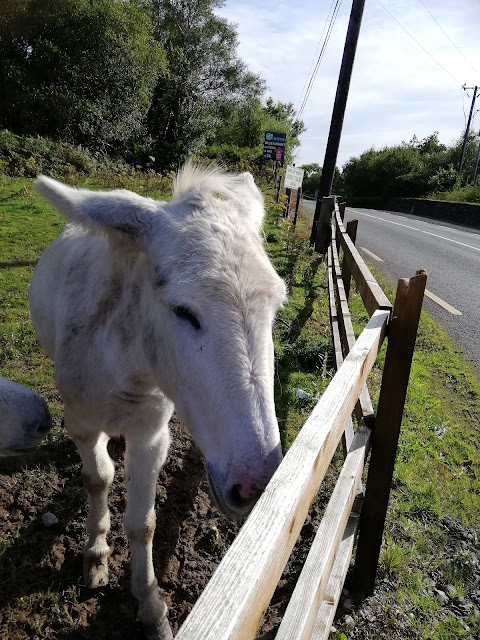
(284, 165), (304, 190)
(263, 131), (286, 165)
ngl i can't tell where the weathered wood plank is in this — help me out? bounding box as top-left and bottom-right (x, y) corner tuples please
(310, 516), (358, 639)
(276, 425), (371, 640)
(342, 219), (358, 300)
(331, 228), (375, 422)
(354, 272), (427, 597)
(176, 310), (390, 640)
(327, 245), (354, 453)
(335, 209), (391, 316)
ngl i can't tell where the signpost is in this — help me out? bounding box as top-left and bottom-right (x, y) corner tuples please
(282, 165), (304, 220)
(284, 165), (304, 190)
(263, 131), (287, 166)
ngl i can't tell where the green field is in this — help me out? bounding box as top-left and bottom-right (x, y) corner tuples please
(0, 176), (479, 639)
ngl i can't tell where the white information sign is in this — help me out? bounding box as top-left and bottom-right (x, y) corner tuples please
(284, 165), (304, 190)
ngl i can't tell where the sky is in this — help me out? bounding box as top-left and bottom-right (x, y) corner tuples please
(217, 0), (480, 169)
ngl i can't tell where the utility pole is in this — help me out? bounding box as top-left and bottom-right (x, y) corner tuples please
(458, 85), (478, 176)
(310, 0), (366, 249)
(473, 129), (480, 183)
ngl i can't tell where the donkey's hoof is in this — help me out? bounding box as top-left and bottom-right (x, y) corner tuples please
(144, 618), (174, 640)
(83, 555), (109, 588)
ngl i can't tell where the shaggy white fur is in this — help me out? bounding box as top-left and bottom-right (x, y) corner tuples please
(30, 164), (286, 639)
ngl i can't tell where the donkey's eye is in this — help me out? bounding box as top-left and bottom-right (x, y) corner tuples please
(172, 306), (201, 331)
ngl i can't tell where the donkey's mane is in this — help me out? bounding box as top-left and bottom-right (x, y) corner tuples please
(172, 160), (249, 203)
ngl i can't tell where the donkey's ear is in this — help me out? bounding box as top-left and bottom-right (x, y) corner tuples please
(35, 176), (157, 239)
(233, 172), (265, 231)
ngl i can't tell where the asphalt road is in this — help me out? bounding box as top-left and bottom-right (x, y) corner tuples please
(302, 200), (480, 371)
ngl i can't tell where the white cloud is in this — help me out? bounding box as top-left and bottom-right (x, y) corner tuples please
(218, 0), (480, 168)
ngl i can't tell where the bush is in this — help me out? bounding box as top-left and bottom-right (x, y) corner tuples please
(430, 183), (480, 204)
(0, 129), (128, 177)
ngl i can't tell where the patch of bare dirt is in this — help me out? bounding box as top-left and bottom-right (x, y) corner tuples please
(4, 417), (479, 639)
(0, 417), (320, 639)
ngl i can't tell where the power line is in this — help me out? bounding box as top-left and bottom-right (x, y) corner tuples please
(297, 0), (342, 118)
(295, 0), (337, 116)
(297, 0), (344, 119)
(298, 0), (342, 118)
(416, 0), (478, 76)
(376, 0), (463, 88)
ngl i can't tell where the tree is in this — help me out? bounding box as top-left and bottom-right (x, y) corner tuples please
(262, 98), (305, 162)
(300, 163), (321, 177)
(148, 0), (265, 168)
(209, 95), (305, 165)
(341, 131), (480, 199)
(301, 166), (343, 197)
(0, 0), (165, 151)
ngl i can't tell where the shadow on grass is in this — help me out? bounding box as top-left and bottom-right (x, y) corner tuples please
(273, 256), (332, 449)
(286, 257), (323, 344)
(0, 260), (38, 269)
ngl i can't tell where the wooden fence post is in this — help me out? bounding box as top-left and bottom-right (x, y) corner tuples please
(342, 219), (358, 300)
(314, 196), (335, 254)
(353, 271), (427, 597)
(339, 201), (346, 221)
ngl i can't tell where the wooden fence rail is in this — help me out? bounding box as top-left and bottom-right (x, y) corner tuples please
(176, 196), (426, 639)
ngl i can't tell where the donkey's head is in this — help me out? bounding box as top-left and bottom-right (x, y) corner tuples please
(0, 377), (52, 457)
(35, 164), (286, 517)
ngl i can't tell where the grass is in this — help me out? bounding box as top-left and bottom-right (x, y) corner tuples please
(1, 176), (479, 639)
(350, 267), (480, 529)
(263, 193), (334, 448)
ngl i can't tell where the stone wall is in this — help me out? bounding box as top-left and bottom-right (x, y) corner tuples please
(344, 196), (480, 230)
(385, 198), (480, 229)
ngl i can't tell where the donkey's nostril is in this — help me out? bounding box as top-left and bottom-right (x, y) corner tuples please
(36, 420), (52, 436)
(227, 482), (261, 515)
(229, 484), (245, 509)
(26, 409), (52, 438)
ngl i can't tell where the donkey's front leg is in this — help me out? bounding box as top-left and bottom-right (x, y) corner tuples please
(72, 430), (115, 588)
(124, 426), (172, 640)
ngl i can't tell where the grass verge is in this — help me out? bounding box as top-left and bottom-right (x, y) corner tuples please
(265, 200), (480, 640)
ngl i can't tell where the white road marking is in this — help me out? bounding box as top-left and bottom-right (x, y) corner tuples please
(359, 246), (383, 262)
(347, 208), (480, 253)
(424, 290), (463, 316)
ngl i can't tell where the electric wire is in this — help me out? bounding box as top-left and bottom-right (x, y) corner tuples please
(295, 0), (337, 116)
(297, 0), (342, 118)
(416, 0), (478, 76)
(300, 0), (343, 117)
(297, 0), (343, 119)
(376, 0), (463, 88)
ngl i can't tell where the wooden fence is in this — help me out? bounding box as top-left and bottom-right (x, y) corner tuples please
(175, 198), (426, 639)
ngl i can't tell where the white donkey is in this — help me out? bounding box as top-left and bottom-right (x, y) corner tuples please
(30, 163), (287, 639)
(0, 375), (52, 457)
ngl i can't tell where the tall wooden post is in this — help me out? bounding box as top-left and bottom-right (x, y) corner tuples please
(459, 86), (478, 176)
(314, 196), (335, 253)
(309, 0), (366, 245)
(353, 271), (427, 597)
